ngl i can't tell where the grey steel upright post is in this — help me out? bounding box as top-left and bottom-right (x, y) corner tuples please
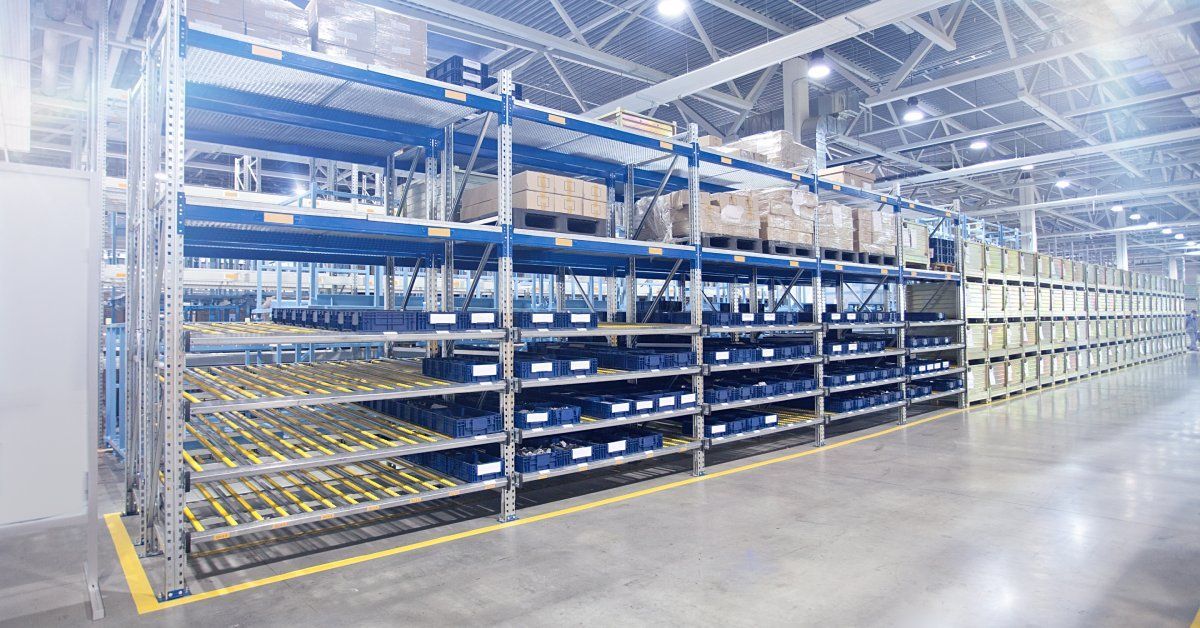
(159, 0), (189, 599)
(123, 77), (145, 521)
(811, 175), (825, 446)
(687, 123), (705, 475)
(497, 70), (518, 521)
(86, 3), (110, 616)
(955, 200), (967, 408)
(895, 206), (908, 425)
(384, 156), (396, 312)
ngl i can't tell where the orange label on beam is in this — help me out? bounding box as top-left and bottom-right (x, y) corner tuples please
(647, 247), (663, 255)
(832, 184), (842, 191)
(548, 114), (567, 125)
(263, 212), (294, 225)
(789, 261), (800, 267)
(835, 264), (844, 271)
(880, 268), (889, 275)
(555, 238), (573, 247)
(444, 89), (467, 102)
(720, 157), (732, 165)
(428, 227), (452, 237)
(734, 255), (745, 262)
(250, 45), (282, 60)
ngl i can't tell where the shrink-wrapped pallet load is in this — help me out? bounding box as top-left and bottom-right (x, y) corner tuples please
(815, 203), (855, 251)
(853, 207), (897, 255)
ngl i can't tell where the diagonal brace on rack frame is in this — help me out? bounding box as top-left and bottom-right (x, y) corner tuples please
(462, 244), (495, 311)
(641, 259), (683, 323)
(566, 267), (597, 313)
(770, 269), (805, 313)
(855, 277), (889, 312)
(632, 155), (681, 241)
(394, 147), (424, 217)
(400, 257), (425, 311)
(449, 113), (494, 222)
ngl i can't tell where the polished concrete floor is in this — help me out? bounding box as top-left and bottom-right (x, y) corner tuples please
(3, 355), (1199, 627)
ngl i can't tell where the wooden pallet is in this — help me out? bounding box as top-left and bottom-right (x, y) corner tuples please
(691, 233), (763, 253)
(905, 259), (931, 270)
(761, 240), (814, 258)
(821, 248), (867, 263)
(467, 207), (609, 237)
(932, 262), (955, 272)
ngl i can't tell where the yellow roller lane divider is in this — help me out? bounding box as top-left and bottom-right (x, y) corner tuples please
(389, 458), (457, 490)
(182, 371), (238, 402)
(275, 362), (369, 392)
(188, 369), (256, 401)
(213, 366), (295, 398)
(347, 406), (438, 445)
(183, 422), (238, 468)
(335, 464), (401, 498)
(183, 506), (205, 532)
(298, 470), (359, 506)
(183, 451), (204, 473)
(264, 364), (351, 395)
(229, 364), (324, 397)
(281, 472), (338, 509)
(182, 391), (203, 404)
(193, 367), (265, 400)
(192, 413), (263, 466)
(219, 480), (265, 522)
(295, 406), (383, 451)
(359, 461), (424, 494)
(195, 484), (239, 528)
(250, 409), (335, 457)
(242, 476), (289, 518)
(327, 361), (405, 391)
(211, 411), (286, 463)
(321, 467), (380, 502)
(244, 410), (320, 460)
(262, 475), (315, 513)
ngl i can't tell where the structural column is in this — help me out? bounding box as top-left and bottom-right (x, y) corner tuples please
(780, 57), (810, 138)
(1115, 212), (1129, 270)
(1018, 183), (1038, 252)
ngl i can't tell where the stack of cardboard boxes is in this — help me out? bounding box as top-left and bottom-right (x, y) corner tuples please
(190, 0), (310, 48)
(902, 222), (932, 267)
(661, 190), (759, 240)
(459, 171), (607, 222)
(815, 203), (855, 251)
(752, 188), (816, 245)
(853, 207), (898, 255)
(819, 165), (877, 189)
(720, 130), (816, 172)
(308, 0), (427, 75)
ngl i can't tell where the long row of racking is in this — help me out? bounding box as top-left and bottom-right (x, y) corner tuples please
(119, 7), (1179, 600)
(949, 243), (1188, 402)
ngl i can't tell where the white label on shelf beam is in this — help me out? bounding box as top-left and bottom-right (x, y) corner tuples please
(610, 402), (630, 414)
(741, 313), (755, 322)
(680, 393), (696, 404)
(711, 424), (727, 434)
(764, 414), (778, 425)
(608, 440), (626, 454)
(525, 412), (549, 423)
(846, 374), (857, 382)
(763, 313), (776, 322)
(572, 447), (591, 460)
(430, 313), (456, 325)
(571, 313), (590, 323)
(532, 313), (554, 323)
(761, 348), (775, 358)
(715, 351), (730, 361)
(848, 343), (858, 351)
(846, 313), (857, 320)
(471, 312), (496, 324)
(635, 400), (653, 411)
(570, 360), (591, 371)
(531, 362), (553, 373)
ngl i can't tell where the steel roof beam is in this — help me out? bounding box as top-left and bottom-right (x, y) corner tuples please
(969, 181), (1200, 217)
(586, 0), (956, 115)
(865, 6), (1200, 106)
(901, 14), (956, 51)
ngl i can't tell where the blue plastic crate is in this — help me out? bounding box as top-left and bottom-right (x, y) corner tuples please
(413, 448), (504, 482)
(368, 398), (504, 437)
(421, 357), (501, 383)
(458, 311), (498, 330)
(516, 401), (581, 428)
(907, 311), (946, 322)
(514, 311), (561, 329)
(931, 377), (963, 391)
(555, 312), (598, 328)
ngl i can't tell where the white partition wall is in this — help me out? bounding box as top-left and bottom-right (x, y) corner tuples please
(0, 164), (97, 526)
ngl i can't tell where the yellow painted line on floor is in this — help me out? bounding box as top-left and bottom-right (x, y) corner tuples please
(1191, 605), (1200, 628)
(110, 406), (964, 614)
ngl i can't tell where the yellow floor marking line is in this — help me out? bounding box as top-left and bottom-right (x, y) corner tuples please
(1190, 605), (1200, 628)
(110, 406), (965, 614)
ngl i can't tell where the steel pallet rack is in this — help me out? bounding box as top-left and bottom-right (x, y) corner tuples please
(124, 9), (974, 599)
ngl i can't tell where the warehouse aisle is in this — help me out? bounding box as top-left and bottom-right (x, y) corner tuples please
(5, 355), (1199, 626)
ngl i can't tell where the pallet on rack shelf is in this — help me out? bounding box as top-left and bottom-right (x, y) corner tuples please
(681, 233), (762, 253)
(760, 240), (814, 258)
(469, 206), (608, 237)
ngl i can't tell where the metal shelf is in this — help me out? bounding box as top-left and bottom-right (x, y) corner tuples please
(186, 403), (507, 483)
(825, 321), (905, 330)
(907, 389), (964, 405)
(518, 365), (701, 389)
(704, 411), (821, 448)
(908, 343), (966, 354)
(707, 355), (822, 373)
(825, 399), (909, 422)
(519, 322), (701, 339)
(517, 407), (699, 439)
(825, 348), (907, 362)
(187, 457), (503, 543)
(185, 359), (505, 413)
(706, 323), (821, 335)
(909, 367), (966, 381)
(518, 439), (700, 483)
(824, 376), (906, 395)
(704, 389), (821, 412)
(907, 319), (965, 328)
(186, 321), (506, 348)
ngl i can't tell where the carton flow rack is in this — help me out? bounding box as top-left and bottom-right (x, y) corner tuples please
(127, 15), (973, 599)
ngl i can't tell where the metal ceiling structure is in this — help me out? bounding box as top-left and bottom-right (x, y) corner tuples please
(10, 0), (1200, 271)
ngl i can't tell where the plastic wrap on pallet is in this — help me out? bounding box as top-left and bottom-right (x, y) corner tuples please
(853, 207), (898, 255)
(309, 0), (427, 75)
(819, 164), (877, 188)
(722, 130), (815, 172)
(651, 190), (759, 241)
(902, 222), (931, 264)
(815, 203), (855, 251)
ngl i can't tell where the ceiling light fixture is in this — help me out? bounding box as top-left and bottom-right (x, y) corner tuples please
(1188, 241), (1197, 247)
(1161, 227), (1173, 234)
(1129, 212), (1142, 220)
(1110, 204), (1124, 212)
(1020, 164), (1035, 171)
(969, 139), (988, 150)
(807, 50), (831, 79)
(295, 185), (308, 196)
(1054, 172), (1070, 189)
(657, 0), (687, 17)
(1147, 220), (1159, 228)
(1175, 233), (1185, 240)
(902, 97), (926, 123)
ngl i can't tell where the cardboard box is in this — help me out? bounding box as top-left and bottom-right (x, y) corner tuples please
(191, 0), (243, 20)
(853, 207), (897, 255)
(458, 191), (606, 221)
(761, 214), (814, 243)
(902, 222), (931, 266)
(815, 203), (854, 251)
(668, 195), (759, 240)
(308, 0), (375, 49)
(244, 0), (308, 33)
(696, 135), (723, 147)
(751, 188), (817, 219)
(555, 177), (605, 201)
(190, 10), (245, 34)
(820, 165), (876, 188)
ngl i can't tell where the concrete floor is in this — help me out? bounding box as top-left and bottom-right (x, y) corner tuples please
(3, 355), (1200, 627)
